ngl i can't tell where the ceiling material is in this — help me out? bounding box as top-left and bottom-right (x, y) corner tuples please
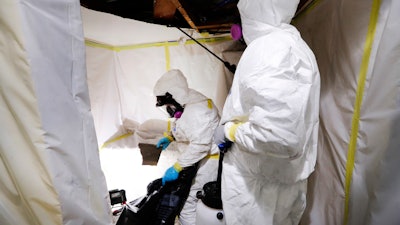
(81, 0), (239, 34)
(80, 0), (312, 34)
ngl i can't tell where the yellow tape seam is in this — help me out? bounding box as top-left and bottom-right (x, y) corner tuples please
(173, 162), (183, 172)
(292, 0), (321, 22)
(343, 1), (381, 225)
(228, 122), (241, 142)
(167, 120), (171, 132)
(205, 153), (219, 160)
(207, 99), (213, 109)
(100, 133), (133, 150)
(163, 132), (174, 142)
(165, 45), (171, 71)
(85, 36), (233, 52)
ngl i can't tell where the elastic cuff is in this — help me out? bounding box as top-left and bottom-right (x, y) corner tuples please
(163, 132), (174, 142)
(173, 162), (182, 172)
(224, 122), (242, 142)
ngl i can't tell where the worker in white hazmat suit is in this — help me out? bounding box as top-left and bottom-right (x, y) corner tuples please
(213, 0), (321, 224)
(153, 69), (220, 225)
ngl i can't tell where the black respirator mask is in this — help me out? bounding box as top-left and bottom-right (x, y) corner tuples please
(156, 92), (184, 118)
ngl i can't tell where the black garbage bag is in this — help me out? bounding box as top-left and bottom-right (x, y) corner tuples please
(116, 165), (198, 225)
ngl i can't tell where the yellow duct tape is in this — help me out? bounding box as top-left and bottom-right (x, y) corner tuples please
(343, 1), (381, 225)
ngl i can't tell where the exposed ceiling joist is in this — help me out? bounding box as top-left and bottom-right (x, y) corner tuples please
(80, 0), (313, 34)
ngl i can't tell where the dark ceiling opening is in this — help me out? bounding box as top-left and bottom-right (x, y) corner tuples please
(80, 0), (312, 34)
(81, 0), (240, 34)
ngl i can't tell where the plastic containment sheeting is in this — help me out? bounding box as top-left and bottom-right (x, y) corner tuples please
(295, 0), (400, 225)
(0, 1), (112, 225)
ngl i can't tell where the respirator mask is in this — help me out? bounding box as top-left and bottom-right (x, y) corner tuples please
(156, 92), (184, 118)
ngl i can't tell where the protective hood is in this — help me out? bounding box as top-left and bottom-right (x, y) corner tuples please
(153, 69), (189, 105)
(237, 0), (300, 44)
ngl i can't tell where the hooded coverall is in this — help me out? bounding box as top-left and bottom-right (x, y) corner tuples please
(218, 0), (320, 224)
(153, 69), (220, 225)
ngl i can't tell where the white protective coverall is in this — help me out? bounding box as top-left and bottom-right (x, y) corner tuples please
(153, 69), (220, 225)
(218, 0), (321, 224)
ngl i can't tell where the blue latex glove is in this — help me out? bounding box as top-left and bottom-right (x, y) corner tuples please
(162, 163), (182, 185)
(156, 137), (171, 150)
